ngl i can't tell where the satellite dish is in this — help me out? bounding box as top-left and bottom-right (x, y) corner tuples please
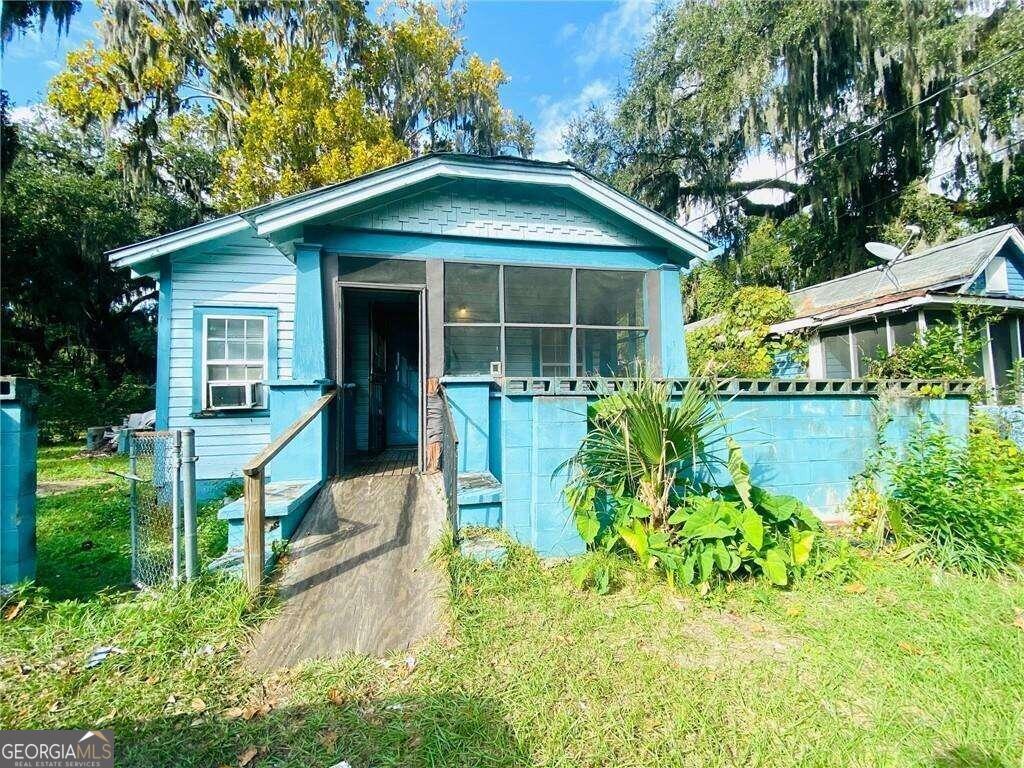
(862, 224), (922, 290)
(865, 242), (902, 262)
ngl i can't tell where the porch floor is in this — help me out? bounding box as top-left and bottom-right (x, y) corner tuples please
(247, 465), (446, 670)
(342, 447), (418, 478)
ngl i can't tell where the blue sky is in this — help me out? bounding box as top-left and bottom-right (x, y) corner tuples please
(0, 0), (658, 161)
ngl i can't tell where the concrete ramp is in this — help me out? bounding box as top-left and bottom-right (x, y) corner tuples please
(248, 468), (447, 671)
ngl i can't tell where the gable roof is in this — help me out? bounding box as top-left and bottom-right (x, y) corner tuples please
(787, 224), (1022, 321)
(108, 154), (719, 270)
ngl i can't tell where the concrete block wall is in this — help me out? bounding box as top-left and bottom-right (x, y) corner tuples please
(715, 394), (969, 521)
(975, 405), (1024, 447)
(460, 389), (971, 557)
(1, 379), (38, 586)
(498, 395), (587, 556)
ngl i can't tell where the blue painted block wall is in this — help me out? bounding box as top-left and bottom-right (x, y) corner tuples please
(1, 381), (38, 586)
(496, 394), (587, 556)
(975, 405), (1024, 447)
(461, 390), (971, 557)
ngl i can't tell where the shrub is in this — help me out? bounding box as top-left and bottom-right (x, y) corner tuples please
(685, 286), (806, 378)
(31, 347), (154, 443)
(567, 375), (822, 590)
(883, 416), (1024, 573)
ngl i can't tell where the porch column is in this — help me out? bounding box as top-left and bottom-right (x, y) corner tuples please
(659, 264), (689, 377)
(293, 242), (327, 381)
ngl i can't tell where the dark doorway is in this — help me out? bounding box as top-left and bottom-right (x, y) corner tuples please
(342, 288), (422, 462)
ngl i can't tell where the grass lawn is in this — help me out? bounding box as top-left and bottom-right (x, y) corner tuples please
(2, 448), (1023, 767)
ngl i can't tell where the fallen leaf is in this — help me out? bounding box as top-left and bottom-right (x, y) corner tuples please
(191, 697), (207, 713)
(241, 703), (271, 721)
(1013, 608), (1024, 632)
(4, 600), (26, 621)
(328, 689), (346, 706)
(144, 675), (159, 686)
(785, 605), (803, 618)
(221, 707), (245, 720)
(844, 582), (867, 594)
(237, 746), (259, 767)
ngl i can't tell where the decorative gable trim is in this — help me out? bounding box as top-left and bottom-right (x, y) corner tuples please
(958, 227), (1024, 296)
(340, 183), (653, 247)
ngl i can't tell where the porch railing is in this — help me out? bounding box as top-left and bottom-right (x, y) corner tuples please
(437, 385), (459, 530)
(241, 388), (336, 591)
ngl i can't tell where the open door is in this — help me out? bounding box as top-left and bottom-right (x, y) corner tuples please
(368, 303), (388, 453)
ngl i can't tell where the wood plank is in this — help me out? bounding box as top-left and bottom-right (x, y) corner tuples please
(243, 471), (265, 592)
(247, 470), (446, 668)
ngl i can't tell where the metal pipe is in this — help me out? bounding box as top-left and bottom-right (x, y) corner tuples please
(128, 435), (138, 586)
(170, 430), (181, 585)
(181, 429), (198, 581)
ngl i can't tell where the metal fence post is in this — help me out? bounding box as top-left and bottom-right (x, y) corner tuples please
(128, 435), (138, 584)
(171, 429), (182, 585)
(181, 429), (198, 580)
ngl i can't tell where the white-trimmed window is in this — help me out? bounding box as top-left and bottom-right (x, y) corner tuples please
(203, 316), (268, 409)
(984, 257), (1009, 294)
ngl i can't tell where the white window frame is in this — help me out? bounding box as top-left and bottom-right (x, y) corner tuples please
(201, 314), (269, 410)
(984, 257), (1009, 294)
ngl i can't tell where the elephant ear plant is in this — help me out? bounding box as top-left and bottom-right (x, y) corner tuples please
(565, 375), (821, 591)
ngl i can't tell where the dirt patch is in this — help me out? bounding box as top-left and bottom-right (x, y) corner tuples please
(37, 478), (106, 497)
(642, 608), (802, 670)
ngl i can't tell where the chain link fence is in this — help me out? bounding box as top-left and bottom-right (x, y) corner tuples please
(128, 430), (197, 588)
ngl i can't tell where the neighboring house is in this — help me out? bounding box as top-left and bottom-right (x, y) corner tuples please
(769, 224), (1024, 396)
(107, 154), (717, 549)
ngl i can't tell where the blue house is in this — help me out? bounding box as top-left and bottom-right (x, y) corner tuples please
(766, 224), (1024, 400)
(108, 154), (719, 557)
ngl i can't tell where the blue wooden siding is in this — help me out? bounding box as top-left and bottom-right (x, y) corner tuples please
(967, 240), (1024, 297)
(166, 238), (296, 481)
(312, 228), (670, 270)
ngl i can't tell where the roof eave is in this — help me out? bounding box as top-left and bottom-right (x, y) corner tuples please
(251, 157), (715, 265)
(107, 215), (251, 269)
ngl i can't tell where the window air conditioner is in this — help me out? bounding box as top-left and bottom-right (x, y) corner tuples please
(208, 381), (259, 410)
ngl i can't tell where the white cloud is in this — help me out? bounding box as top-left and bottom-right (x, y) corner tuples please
(557, 22), (578, 42)
(573, 0), (657, 72)
(533, 80), (613, 162)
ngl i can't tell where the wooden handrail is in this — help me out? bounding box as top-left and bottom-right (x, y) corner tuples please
(242, 390), (336, 476)
(242, 388), (336, 591)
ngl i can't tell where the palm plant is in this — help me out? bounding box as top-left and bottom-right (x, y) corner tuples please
(565, 373), (728, 529)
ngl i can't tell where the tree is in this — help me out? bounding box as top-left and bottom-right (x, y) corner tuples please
(1, 1), (80, 48)
(568, 0), (1024, 311)
(48, 0), (533, 209)
(0, 106), (198, 382)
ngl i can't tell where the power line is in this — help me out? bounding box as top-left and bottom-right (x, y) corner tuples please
(681, 45), (1024, 228)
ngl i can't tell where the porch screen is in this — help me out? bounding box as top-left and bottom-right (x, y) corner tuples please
(989, 315), (1018, 403)
(852, 321), (887, 376)
(442, 263), (648, 376)
(444, 264), (500, 374)
(888, 313), (919, 349)
(820, 327), (852, 378)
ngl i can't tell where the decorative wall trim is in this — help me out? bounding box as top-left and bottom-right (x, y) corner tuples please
(341, 183), (652, 248)
(501, 377), (978, 397)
